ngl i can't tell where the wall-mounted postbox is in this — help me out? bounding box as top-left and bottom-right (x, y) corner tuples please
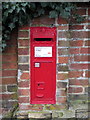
(30, 27), (56, 104)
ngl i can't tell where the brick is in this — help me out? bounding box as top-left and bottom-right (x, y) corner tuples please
(18, 56), (29, 63)
(2, 70), (17, 77)
(57, 82), (67, 88)
(85, 40), (90, 46)
(57, 97), (66, 104)
(19, 97), (29, 103)
(58, 48), (69, 55)
(2, 54), (17, 62)
(88, 8), (90, 15)
(2, 78), (17, 85)
(69, 48), (79, 54)
(18, 65), (29, 71)
(57, 17), (68, 24)
(69, 25), (84, 30)
(70, 63), (89, 69)
(74, 55), (89, 61)
(58, 65), (69, 71)
(58, 32), (70, 38)
(77, 8), (86, 15)
(58, 56), (68, 64)
(45, 104), (67, 110)
(2, 93), (17, 100)
(19, 81), (29, 87)
(71, 31), (88, 38)
(68, 87), (83, 93)
(2, 62), (17, 69)
(86, 25), (90, 29)
(70, 40), (83, 47)
(69, 94), (88, 101)
(69, 71), (83, 78)
(58, 40), (69, 47)
(58, 25), (69, 30)
(69, 79), (88, 86)
(18, 48), (29, 55)
(7, 85), (17, 92)
(19, 104), (42, 111)
(18, 39), (29, 46)
(80, 48), (90, 54)
(20, 73), (30, 80)
(31, 15), (55, 25)
(18, 89), (29, 96)
(18, 31), (29, 38)
(57, 90), (66, 96)
(57, 73), (68, 80)
(85, 71), (90, 77)
(4, 46), (17, 54)
(1, 86), (6, 92)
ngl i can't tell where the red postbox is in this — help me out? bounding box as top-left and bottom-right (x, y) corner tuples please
(30, 27), (56, 104)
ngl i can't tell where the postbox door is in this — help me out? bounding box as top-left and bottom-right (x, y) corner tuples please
(31, 62), (55, 104)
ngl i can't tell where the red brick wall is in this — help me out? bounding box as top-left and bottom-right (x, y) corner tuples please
(17, 5), (89, 117)
(1, 4), (89, 118)
(1, 30), (18, 118)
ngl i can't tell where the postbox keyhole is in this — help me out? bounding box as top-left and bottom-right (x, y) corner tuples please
(38, 84), (40, 86)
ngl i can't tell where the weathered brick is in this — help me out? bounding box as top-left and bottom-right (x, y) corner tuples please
(2, 93), (17, 100)
(19, 104), (43, 111)
(58, 65), (69, 71)
(80, 48), (89, 54)
(19, 81), (29, 87)
(2, 78), (17, 85)
(31, 15), (55, 25)
(69, 94), (88, 101)
(57, 17), (68, 24)
(68, 87), (83, 93)
(7, 85), (17, 92)
(58, 32), (71, 38)
(58, 56), (68, 64)
(45, 104), (67, 110)
(58, 25), (69, 30)
(58, 40), (69, 47)
(57, 97), (67, 104)
(70, 40), (83, 47)
(69, 71), (83, 78)
(88, 8), (90, 15)
(18, 31), (29, 38)
(18, 48), (29, 55)
(18, 89), (29, 96)
(70, 63), (89, 70)
(1, 86), (6, 92)
(57, 73), (68, 80)
(2, 62), (17, 69)
(18, 65), (29, 71)
(69, 48), (79, 54)
(2, 70), (17, 77)
(57, 82), (67, 88)
(69, 79), (88, 86)
(71, 31), (88, 38)
(18, 39), (29, 46)
(69, 25), (84, 30)
(4, 46), (17, 54)
(19, 97), (29, 103)
(57, 90), (67, 96)
(20, 73), (30, 80)
(18, 56), (29, 63)
(85, 71), (90, 77)
(58, 48), (69, 55)
(2, 54), (17, 63)
(74, 55), (89, 61)
(85, 40), (90, 46)
(77, 8), (86, 15)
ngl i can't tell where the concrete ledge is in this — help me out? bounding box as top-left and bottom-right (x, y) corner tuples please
(28, 112), (52, 119)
